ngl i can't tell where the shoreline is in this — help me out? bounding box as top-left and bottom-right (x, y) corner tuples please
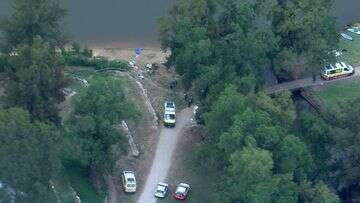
(80, 39), (162, 50)
(87, 40), (169, 65)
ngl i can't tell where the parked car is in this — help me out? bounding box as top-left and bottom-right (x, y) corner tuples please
(121, 171), (136, 193)
(164, 101), (176, 127)
(173, 183), (190, 200)
(164, 101), (176, 112)
(154, 182), (169, 198)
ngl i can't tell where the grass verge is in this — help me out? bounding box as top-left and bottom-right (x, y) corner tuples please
(339, 31), (360, 66)
(313, 79), (360, 109)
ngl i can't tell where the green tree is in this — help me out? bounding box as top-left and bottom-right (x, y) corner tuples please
(272, 0), (338, 79)
(159, 0), (214, 88)
(0, 0), (67, 52)
(68, 76), (138, 174)
(273, 134), (312, 179)
(203, 85), (246, 143)
(195, 85), (246, 168)
(0, 55), (9, 72)
(272, 174), (299, 203)
(219, 107), (284, 155)
(5, 38), (68, 124)
(222, 147), (276, 203)
(298, 111), (332, 180)
(312, 182), (340, 203)
(254, 91), (296, 131)
(326, 98), (360, 200)
(73, 76), (138, 123)
(0, 108), (60, 202)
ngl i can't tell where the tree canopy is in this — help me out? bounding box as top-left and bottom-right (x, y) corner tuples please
(66, 76), (138, 174)
(272, 0), (338, 79)
(0, 108), (60, 202)
(5, 38), (68, 124)
(160, 0), (353, 201)
(0, 0), (68, 52)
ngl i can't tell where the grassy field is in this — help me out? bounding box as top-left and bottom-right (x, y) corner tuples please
(313, 79), (360, 109)
(339, 31), (360, 66)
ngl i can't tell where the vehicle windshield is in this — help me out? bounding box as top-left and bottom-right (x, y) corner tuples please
(127, 178), (135, 182)
(165, 114), (175, 120)
(176, 187), (186, 194)
(157, 185), (166, 191)
(166, 102), (174, 108)
(127, 184), (135, 187)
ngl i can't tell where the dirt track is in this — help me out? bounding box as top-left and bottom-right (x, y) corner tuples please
(137, 108), (193, 203)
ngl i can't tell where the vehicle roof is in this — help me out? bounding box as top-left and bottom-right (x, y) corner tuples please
(164, 110), (175, 114)
(157, 184), (167, 192)
(179, 183), (190, 188)
(158, 182), (168, 187)
(176, 183), (189, 193)
(324, 62), (350, 70)
(176, 186), (186, 194)
(123, 171), (135, 180)
(324, 64), (333, 70)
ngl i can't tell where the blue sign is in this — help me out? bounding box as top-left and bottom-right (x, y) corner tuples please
(135, 48), (142, 55)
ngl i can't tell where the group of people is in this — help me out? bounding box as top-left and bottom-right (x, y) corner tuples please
(184, 92), (193, 107)
(168, 79), (193, 107)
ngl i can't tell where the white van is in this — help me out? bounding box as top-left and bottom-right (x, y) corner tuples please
(164, 101), (176, 127)
(121, 171), (136, 193)
(321, 62), (354, 80)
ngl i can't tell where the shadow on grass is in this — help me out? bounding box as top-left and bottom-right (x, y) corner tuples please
(62, 159), (104, 203)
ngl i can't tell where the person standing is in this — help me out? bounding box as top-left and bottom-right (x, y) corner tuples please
(184, 92), (188, 102)
(187, 94), (193, 107)
(313, 74), (316, 82)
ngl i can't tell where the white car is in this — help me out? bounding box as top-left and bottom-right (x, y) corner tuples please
(121, 171), (136, 193)
(154, 182), (169, 198)
(164, 101), (176, 127)
(164, 101), (175, 112)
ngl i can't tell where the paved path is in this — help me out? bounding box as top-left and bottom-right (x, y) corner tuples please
(266, 66), (360, 94)
(137, 108), (193, 203)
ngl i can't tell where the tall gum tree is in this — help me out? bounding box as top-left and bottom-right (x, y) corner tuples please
(0, 0), (68, 52)
(5, 38), (68, 124)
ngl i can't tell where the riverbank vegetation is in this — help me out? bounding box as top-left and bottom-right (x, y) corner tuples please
(64, 43), (129, 71)
(160, 0), (359, 202)
(0, 0), (138, 201)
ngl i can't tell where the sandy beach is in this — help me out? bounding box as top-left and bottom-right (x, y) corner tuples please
(89, 41), (170, 66)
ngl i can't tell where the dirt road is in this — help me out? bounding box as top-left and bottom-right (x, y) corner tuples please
(137, 108), (193, 203)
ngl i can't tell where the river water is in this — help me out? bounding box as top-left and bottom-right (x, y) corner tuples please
(0, 0), (360, 46)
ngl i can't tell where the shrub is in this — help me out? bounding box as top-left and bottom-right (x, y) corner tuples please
(63, 52), (129, 71)
(0, 55), (9, 72)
